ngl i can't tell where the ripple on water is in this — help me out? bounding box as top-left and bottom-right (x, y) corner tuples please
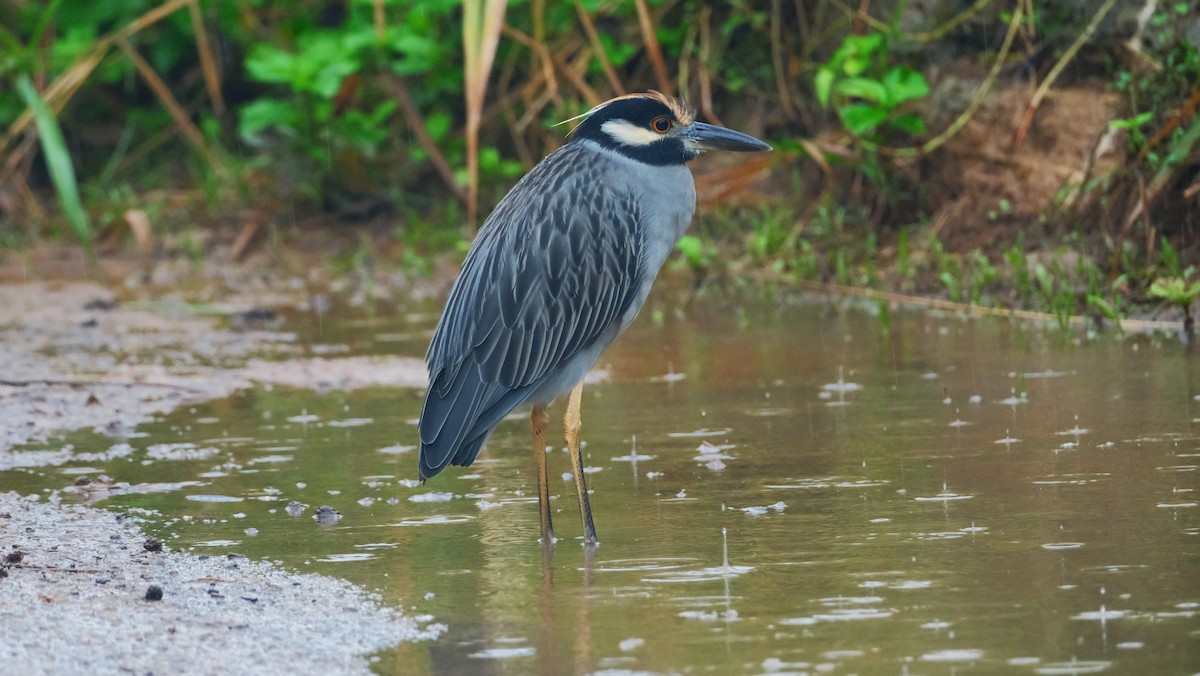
(1073, 608), (1126, 621)
(920, 649), (983, 662)
(781, 608), (894, 624)
(1040, 542), (1085, 550)
(1035, 660), (1112, 674)
(317, 552), (375, 563)
(408, 492), (454, 503)
(914, 493), (973, 502)
(644, 564), (753, 583)
(389, 515), (474, 527)
(185, 494), (244, 503)
(592, 557), (698, 573)
(327, 418), (373, 427)
(468, 647), (535, 660)
(666, 428), (731, 438)
(817, 596), (884, 606)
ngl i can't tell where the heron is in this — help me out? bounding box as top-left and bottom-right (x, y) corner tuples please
(418, 91), (771, 544)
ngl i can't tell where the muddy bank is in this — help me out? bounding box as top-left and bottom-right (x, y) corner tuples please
(0, 281), (427, 459)
(0, 491), (444, 673)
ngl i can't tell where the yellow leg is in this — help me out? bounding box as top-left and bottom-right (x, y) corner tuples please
(532, 405), (555, 544)
(564, 382), (598, 544)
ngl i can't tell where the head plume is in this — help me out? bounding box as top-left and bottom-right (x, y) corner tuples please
(557, 91), (695, 134)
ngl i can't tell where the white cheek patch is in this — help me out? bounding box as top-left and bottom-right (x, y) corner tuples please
(601, 119), (663, 147)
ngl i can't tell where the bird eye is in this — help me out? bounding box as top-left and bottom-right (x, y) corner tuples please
(650, 116), (672, 134)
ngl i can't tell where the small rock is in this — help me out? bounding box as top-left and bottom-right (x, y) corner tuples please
(143, 538), (163, 552)
(75, 476), (92, 486)
(83, 299), (117, 311)
(313, 506), (342, 525)
(145, 585), (164, 601)
(4, 548), (23, 564)
(285, 501), (306, 517)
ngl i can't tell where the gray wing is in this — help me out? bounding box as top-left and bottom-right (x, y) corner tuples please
(418, 145), (645, 479)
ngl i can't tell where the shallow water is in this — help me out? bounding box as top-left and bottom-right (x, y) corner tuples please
(5, 286), (1199, 674)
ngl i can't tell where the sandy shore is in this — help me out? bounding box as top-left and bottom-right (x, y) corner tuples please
(0, 491), (444, 673)
(0, 280), (441, 673)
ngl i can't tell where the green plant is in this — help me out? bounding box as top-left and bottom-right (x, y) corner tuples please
(814, 33), (929, 141)
(676, 234), (717, 273)
(1150, 276), (1200, 331)
(15, 75), (91, 251)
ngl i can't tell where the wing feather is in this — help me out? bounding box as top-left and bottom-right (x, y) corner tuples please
(418, 145), (645, 479)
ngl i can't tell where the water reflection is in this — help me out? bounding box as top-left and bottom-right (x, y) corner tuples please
(3, 288), (1199, 674)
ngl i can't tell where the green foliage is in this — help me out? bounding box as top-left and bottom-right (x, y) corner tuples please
(15, 75), (91, 251)
(676, 234), (717, 272)
(814, 33), (929, 140)
(1149, 277), (1200, 308)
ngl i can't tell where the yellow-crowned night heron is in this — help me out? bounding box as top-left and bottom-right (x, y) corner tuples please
(418, 92), (770, 545)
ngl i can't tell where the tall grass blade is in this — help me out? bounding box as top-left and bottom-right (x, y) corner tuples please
(16, 75), (92, 252)
(462, 0), (507, 231)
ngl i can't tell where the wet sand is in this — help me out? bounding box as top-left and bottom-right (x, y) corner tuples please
(0, 280), (439, 672)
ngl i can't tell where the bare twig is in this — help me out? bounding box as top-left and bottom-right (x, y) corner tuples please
(115, 37), (221, 175)
(384, 76), (468, 205)
(828, 0), (993, 44)
(1013, 0), (1118, 149)
(1138, 85), (1200, 161)
(697, 7), (721, 126)
(551, 49), (602, 107)
(880, 5), (1024, 159)
(770, 0), (796, 119)
(574, 1), (625, 95)
(634, 0), (672, 95)
(186, 0), (224, 116)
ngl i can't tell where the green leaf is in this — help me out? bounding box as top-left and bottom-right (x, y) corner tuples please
(891, 113), (926, 135)
(245, 44), (299, 85)
(425, 113), (452, 142)
(1150, 277), (1200, 305)
(16, 75), (91, 251)
(882, 67), (929, 106)
(838, 103), (888, 137)
(1086, 294), (1120, 321)
(1108, 111), (1153, 130)
(814, 67), (835, 108)
(833, 77), (888, 104)
(837, 33), (884, 76)
(238, 99), (301, 141)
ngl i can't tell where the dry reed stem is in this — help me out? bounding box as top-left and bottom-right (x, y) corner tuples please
(115, 37), (220, 175)
(634, 0), (672, 96)
(385, 76), (468, 205)
(574, 1), (625, 95)
(373, 0), (386, 42)
(0, 0), (193, 168)
(552, 49), (602, 107)
(186, 0), (225, 116)
(697, 7), (721, 127)
(770, 0), (796, 120)
(1138, 85), (1200, 161)
(463, 0), (508, 230)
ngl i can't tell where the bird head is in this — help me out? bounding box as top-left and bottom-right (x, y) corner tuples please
(563, 91), (771, 166)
